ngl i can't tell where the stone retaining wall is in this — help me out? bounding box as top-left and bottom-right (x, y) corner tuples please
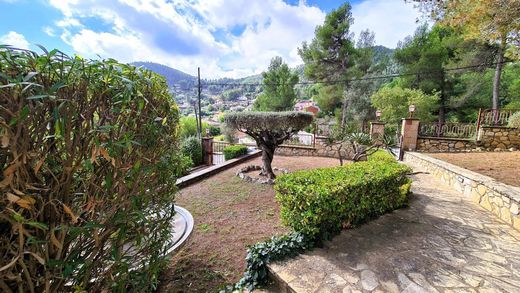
(417, 137), (476, 152)
(478, 126), (520, 150)
(404, 152), (520, 231)
(276, 137), (353, 159)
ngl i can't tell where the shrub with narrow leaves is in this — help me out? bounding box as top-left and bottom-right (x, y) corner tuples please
(0, 47), (182, 291)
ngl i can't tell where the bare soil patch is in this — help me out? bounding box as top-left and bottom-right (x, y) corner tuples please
(429, 152), (520, 187)
(158, 156), (340, 292)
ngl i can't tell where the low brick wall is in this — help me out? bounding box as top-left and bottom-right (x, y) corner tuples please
(404, 152), (520, 231)
(276, 137), (353, 159)
(417, 137), (476, 152)
(478, 126), (520, 150)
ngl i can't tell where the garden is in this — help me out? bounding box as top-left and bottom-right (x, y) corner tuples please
(0, 47), (413, 292)
(158, 155), (339, 292)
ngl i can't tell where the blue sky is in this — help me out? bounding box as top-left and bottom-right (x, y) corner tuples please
(0, 0), (422, 78)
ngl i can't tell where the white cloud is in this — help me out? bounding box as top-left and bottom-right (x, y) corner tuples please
(46, 0), (422, 78)
(43, 26), (56, 37)
(351, 0), (422, 48)
(0, 31), (30, 49)
(47, 0), (325, 78)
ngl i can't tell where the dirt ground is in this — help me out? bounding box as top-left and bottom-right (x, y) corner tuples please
(430, 152), (520, 187)
(158, 156), (341, 292)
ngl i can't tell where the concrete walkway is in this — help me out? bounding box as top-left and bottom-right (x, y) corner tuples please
(268, 161), (520, 292)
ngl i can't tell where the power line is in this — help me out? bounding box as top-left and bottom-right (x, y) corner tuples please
(200, 60), (514, 87)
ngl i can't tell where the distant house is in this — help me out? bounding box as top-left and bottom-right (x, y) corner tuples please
(294, 100), (320, 116)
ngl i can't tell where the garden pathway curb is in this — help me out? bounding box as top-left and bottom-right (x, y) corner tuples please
(175, 150), (262, 188)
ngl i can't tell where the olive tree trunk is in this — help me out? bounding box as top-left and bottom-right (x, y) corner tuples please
(259, 144), (276, 179)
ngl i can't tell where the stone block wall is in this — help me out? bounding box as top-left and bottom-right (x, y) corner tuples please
(404, 152), (520, 231)
(276, 136), (353, 159)
(478, 126), (520, 150)
(417, 137), (476, 152)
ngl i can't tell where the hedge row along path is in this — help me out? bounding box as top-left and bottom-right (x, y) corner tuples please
(268, 162), (520, 292)
(158, 156), (339, 292)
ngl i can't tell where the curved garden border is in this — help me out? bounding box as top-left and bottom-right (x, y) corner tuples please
(236, 165), (289, 184)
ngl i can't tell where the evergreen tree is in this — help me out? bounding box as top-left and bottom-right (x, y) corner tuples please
(394, 24), (464, 122)
(253, 57), (299, 111)
(298, 3), (358, 128)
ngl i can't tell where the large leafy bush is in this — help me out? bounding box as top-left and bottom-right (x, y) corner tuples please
(370, 86), (439, 124)
(223, 145), (248, 160)
(181, 136), (203, 166)
(0, 47), (182, 291)
(275, 152), (412, 238)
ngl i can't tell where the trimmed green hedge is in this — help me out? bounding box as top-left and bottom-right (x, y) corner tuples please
(275, 151), (412, 238)
(223, 145), (248, 160)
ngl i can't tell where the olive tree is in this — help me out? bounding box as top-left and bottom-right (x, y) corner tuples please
(224, 112), (313, 179)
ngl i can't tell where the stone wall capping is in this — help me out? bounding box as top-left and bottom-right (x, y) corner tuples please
(418, 136), (474, 142)
(404, 151), (520, 231)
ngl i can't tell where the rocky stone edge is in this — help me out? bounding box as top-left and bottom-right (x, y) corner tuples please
(236, 165), (289, 185)
(404, 152), (520, 231)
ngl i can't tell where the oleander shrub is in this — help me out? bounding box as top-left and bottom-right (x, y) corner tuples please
(275, 153), (412, 238)
(181, 136), (203, 166)
(0, 47), (182, 291)
(223, 145), (248, 160)
(508, 111), (520, 128)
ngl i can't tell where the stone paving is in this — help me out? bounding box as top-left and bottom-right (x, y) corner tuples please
(268, 161), (520, 292)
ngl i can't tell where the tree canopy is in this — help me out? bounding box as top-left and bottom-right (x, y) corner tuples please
(253, 56), (299, 111)
(299, 3), (358, 127)
(412, 0), (520, 110)
(371, 86), (440, 124)
(224, 112), (313, 179)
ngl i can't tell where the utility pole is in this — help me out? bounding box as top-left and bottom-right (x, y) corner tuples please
(197, 67), (202, 139)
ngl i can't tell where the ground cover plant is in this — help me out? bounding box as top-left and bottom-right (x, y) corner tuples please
(223, 145), (248, 160)
(0, 47), (183, 291)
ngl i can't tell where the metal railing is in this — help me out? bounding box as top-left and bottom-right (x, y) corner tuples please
(281, 132), (316, 147)
(210, 141), (256, 165)
(477, 108), (520, 127)
(419, 122), (477, 139)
